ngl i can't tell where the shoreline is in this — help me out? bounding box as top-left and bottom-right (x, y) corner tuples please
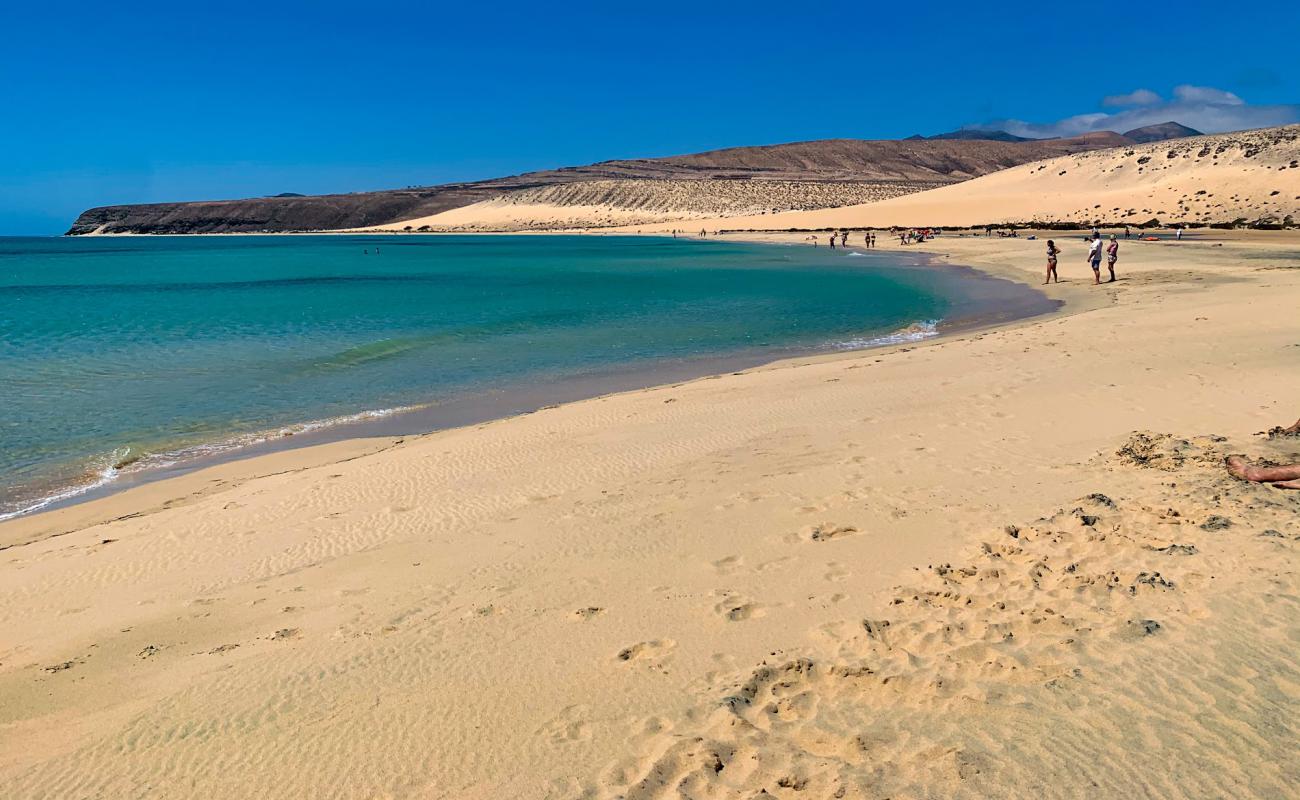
(1, 241), (1057, 526)
(2, 231), (1297, 798)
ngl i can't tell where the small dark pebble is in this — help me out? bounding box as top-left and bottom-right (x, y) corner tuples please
(1129, 619), (1162, 636)
(1083, 493), (1117, 508)
(1147, 543), (1198, 555)
(1200, 516), (1232, 531)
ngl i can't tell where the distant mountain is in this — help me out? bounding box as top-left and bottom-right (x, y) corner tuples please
(1123, 121), (1202, 143)
(924, 129), (1035, 142)
(67, 133), (1132, 235)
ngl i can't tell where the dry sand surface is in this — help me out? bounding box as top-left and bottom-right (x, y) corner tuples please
(2, 232), (1299, 799)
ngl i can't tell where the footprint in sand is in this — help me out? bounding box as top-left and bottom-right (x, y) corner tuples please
(538, 704), (594, 743)
(712, 555), (744, 575)
(800, 523), (860, 543)
(616, 639), (676, 666)
(572, 606), (605, 620)
(824, 562), (851, 582)
(711, 592), (765, 622)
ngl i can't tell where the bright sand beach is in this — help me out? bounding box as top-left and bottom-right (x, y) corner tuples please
(2, 231), (1299, 798)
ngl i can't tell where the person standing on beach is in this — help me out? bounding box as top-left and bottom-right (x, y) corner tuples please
(1087, 233), (1103, 284)
(829, 233), (836, 249)
(1105, 234), (1119, 282)
(1176, 227), (1183, 241)
(1045, 240), (1060, 284)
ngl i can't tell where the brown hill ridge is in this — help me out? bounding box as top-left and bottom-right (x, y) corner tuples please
(67, 133), (1133, 235)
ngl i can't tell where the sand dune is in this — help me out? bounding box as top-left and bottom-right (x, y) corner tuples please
(2, 232), (1297, 798)
(632, 125), (1300, 231)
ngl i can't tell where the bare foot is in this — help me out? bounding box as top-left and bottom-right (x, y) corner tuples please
(1272, 479), (1300, 490)
(1226, 455), (1254, 481)
(1226, 455), (1300, 484)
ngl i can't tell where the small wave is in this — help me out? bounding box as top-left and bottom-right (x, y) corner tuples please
(832, 319), (940, 351)
(127, 406), (414, 471)
(0, 406), (415, 522)
(0, 448), (129, 522)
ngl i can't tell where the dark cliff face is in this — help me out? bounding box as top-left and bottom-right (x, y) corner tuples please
(66, 186), (499, 235)
(66, 134), (1134, 235)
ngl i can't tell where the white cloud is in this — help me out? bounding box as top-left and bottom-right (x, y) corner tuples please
(1103, 89), (1161, 107)
(1172, 85), (1243, 105)
(971, 85), (1297, 139)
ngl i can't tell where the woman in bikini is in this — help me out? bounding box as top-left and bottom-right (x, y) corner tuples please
(1105, 235), (1119, 283)
(1044, 240), (1060, 284)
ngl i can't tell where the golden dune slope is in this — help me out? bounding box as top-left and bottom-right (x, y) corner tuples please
(634, 125), (1300, 231)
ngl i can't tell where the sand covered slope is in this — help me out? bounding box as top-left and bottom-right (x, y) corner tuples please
(365, 179), (948, 232)
(622, 125), (1300, 231)
(2, 233), (1298, 798)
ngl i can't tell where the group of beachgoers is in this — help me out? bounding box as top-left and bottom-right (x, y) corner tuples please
(898, 228), (937, 245)
(809, 228), (941, 249)
(1043, 228), (1120, 285)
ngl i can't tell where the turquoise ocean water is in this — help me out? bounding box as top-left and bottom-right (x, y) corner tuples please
(0, 234), (1049, 518)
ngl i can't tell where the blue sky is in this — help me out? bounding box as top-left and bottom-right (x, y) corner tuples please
(2, 0), (1296, 234)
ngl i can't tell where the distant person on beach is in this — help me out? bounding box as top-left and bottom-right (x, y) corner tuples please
(828, 233), (836, 249)
(1105, 235), (1119, 282)
(841, 231), (849, 247)
(1087, 234), (1103, 284)
(1176, 227), (1183, 241)
(1044, 240), (1060, 284)
(1124, 225), (1131, 239)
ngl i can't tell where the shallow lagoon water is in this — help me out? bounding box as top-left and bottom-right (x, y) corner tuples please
(0, 234), (1053, 517)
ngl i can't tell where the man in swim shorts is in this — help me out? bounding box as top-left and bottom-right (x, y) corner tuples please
(1087, 233), (1103, 284)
